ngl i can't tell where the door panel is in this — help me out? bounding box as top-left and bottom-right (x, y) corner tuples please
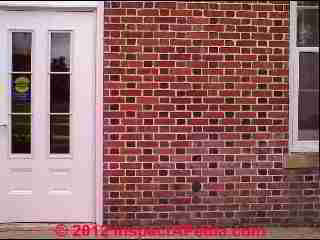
(0, 10), (95, 222)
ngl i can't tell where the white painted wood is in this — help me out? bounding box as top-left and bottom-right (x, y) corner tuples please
(95, 1), (104, 226)
(0, 10), (96, 222)
(0, 1), (98, 9)
(289, 1), (319, 153)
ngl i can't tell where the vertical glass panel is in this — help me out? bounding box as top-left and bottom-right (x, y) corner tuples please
(298, 52), (319, 140)
(50, 115), (70, 154)
(11, 74), (31, 113)
(299, 52), (319, 90)
(297, 9), (319, 47)
(11, 115), (31, 154)
(50, 32), (71, 154)
(50, 74), (70, 113)
(12, 32), (32, 72)
(298, 91), (319, 140)
(50, 32), (70, 72)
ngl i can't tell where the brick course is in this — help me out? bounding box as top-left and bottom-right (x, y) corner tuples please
(103, 1), (319, 227)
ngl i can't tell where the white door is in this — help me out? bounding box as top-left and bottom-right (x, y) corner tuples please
(0, 10), (96, 222)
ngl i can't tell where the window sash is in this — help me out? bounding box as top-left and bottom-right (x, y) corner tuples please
(289, 1), (319, 152)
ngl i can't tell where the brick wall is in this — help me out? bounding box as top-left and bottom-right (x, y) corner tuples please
(103, 1), (319, 226)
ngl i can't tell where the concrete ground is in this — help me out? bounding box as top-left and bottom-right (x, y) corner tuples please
(0, 223), (320, 239)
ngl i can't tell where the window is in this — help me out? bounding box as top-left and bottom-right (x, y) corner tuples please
(10, 31), (32, 154)
(49, 32), (71, 154)
(289, 1), (319, 152)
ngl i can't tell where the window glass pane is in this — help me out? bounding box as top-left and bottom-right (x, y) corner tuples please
(50, 74), (70, 113)
(297, 9), (319, 47)
(299, 52), (319, 90)
(11, 115), (31, 154)
(12, 32), (31, 72)
(11, 74), (31, 113)
(50, 115), (70, 154)
(50, 32), (70, 72)
(298, 91), (319, 140)
(298, 1), (319, 6)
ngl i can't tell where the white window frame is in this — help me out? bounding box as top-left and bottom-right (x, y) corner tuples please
(289, 1), (319, 152)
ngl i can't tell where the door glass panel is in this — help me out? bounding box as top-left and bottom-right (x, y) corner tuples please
(50, 32), (70, 72)
(50, 74), (70, 113)
(10, 32), (32, 155)
(11, 74), (31, 113)
(49, 31), (71, 154)
(12, 32), (32, 72)
(50, 115), (70, 154)
(11, 115), (31, 154)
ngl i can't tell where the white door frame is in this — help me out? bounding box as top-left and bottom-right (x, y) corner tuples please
(0, 1), (104, 225)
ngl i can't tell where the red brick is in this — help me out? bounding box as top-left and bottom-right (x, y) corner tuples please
(188, 3), (208, 9)
(203, 25), (225, 32)
(236, 26), (257, 32)
(137, 24), (159, 31)
(269, 11), (288, 19)
(121, 2), (143, 8)
(219, 47), (240, 53)
(121, 17), (143, 23)
(155, 17), (176, 23)
(188, 17), (209, 24)
(155, 2), (176, 9)
(170, 24), (192, 31)
(102, 1), (310, 227)
(137, 9), (159, 16)
(204, 10), (224, 17)
(105, 24), (125, 30)
(253, 4), (274, 11)
(186, 32), (209, 39)
(219, 32), (241, 39)
(105, 9), (126, 15)
(221, 3), (242, 10)
(236, 11), (257, 18)
(270, 27), (288, 33)
(171, 10), (193, 16)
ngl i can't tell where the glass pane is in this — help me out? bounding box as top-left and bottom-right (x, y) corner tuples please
(299, 52), (319, 90)
(50, 115), (70, 154)
(50, 32), (70, 72)
(12, 32), (32, 72)
(11, 74), (31, 113)
(11, 115), (31, 154)
(297, 9), (319, 47)
(298, 91), (319, 140)
(298, 1), (319, 6)
(50, 74), (70, 113)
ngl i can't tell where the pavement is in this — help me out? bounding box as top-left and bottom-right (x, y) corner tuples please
(1, 223), (320, 239)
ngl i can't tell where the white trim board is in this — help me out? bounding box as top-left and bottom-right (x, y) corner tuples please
(0, 1), (104, 225)
(0, 1), (99, 10)
(95, 1), (104, 226)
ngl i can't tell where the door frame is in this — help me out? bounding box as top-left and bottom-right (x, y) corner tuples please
(0, 1), (104, 225)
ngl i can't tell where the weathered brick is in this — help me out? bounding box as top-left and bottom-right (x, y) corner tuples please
(102, 1), (314, 227)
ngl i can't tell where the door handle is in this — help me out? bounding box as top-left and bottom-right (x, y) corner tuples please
(0, 122), (8, 127)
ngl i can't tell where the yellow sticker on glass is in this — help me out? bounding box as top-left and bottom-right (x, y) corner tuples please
(15, 76), (30, 93)
(0, 83), (4, 96)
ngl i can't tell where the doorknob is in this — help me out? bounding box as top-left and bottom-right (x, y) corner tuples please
(0, 122), (8, 127)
